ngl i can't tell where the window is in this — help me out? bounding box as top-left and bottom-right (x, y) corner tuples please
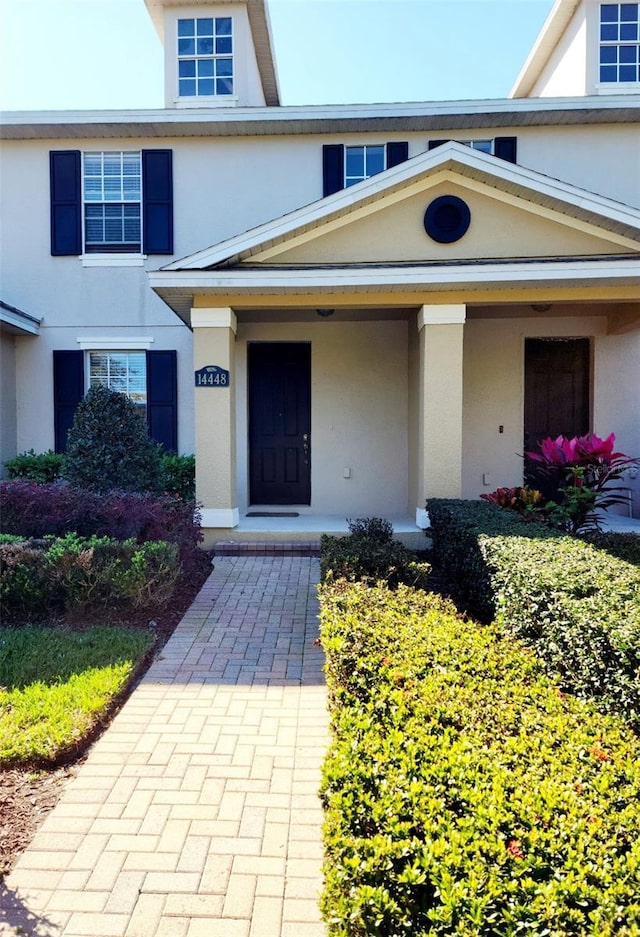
(427, 137), (517, 164)
(344, 145), (386, 186)
(322, 142), (408, 196)
(177, 17), (233, 97)
(465, 140), (493, 154)
(50, 149), (173, 257)
(88, 351), (147, 412)
(600, 3), (640, 83)
(83, 152), (142, 252)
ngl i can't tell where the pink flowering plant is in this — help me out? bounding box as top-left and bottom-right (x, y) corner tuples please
(524, 432), (638, 533)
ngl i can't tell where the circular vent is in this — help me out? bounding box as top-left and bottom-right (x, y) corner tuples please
(424, 195), (471, 243)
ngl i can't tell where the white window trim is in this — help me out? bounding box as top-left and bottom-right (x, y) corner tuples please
(176, 15), (234, 100)
(80, 253), (146, 267)
(173, 94), (239, 108)
(595, 80), (640, 92)
(77, 337), (155, 350)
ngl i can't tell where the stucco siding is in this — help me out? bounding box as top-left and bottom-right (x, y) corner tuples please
(0, 332), (17, 474)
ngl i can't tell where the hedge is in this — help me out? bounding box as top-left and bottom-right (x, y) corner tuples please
(0, 480), (204, 578)
(1, 533), (180, 620)
(427, 499), (640, 723)
(319, 579), (640, 936)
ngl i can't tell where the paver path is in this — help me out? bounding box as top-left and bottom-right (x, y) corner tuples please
(1, 556), (328, 937)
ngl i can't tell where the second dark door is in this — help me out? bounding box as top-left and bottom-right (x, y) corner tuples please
(248, 342), (311, 505)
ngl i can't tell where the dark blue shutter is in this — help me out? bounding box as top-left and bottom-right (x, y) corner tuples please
(386, 142), (409, 168)
(146, 350), (177, 452)
(142, 150), (173, 255)
(428, 140), (450, 150)
(323, 145), (344, 196)
(494, 137), (518, 164)
(50, 151), (82, 256)
(53, 350), (84, 452)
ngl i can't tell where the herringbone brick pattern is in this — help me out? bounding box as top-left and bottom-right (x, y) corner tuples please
(1, 556), (328, 937)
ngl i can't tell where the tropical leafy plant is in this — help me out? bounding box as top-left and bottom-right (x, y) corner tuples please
(525, 432), (638, 532)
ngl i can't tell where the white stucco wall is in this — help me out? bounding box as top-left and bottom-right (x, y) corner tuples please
(0, 331), (17, 474)
(234, 319), (410, 516)
(530, 4), (588, 97)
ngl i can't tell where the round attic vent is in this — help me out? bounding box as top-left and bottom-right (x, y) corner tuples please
(424, 195), (471, 243)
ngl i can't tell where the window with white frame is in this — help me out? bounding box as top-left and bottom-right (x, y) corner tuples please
(344, 145), (386, 187)
(88, 351), (147, 412)
(177, 17), (233, 97)
(83, 152), (142, 252)
(600, 3), (640, 83)
(465, 140), (493, 154)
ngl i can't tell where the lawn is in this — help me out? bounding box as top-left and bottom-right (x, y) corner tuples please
(0, 625), (155, 767)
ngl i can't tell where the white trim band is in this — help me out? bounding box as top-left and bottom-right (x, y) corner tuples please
(191, 308), (238, 332)
(77, 337), (155, 350)
(200, 508), (240, 529)
(80, 254), (146, 267)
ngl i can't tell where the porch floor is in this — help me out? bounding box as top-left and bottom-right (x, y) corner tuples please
(207, 514), (428, 551)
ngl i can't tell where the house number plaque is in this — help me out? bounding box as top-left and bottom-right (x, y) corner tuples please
(195, 365), (230, 387)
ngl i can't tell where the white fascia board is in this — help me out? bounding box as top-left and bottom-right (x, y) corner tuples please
(2, 94), (639, 137)
(163, 143), (640, 272)
(149, 258), (640, 293)
(509, 0), (581, 98)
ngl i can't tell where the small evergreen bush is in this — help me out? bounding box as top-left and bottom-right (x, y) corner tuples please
(4, 449), (65, 483)
(320, 579), (640, 936)
(64, 385), (163, 493)
(161, 453), (195, 500)
(321, 517), (430, 588)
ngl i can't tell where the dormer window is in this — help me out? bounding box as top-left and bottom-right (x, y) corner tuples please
(177, 17), (233, 97)
(599, 4), (640, 83)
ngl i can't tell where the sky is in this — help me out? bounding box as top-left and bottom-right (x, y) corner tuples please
(0, 0), (555, 111)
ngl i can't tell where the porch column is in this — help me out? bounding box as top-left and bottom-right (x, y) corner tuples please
(191, 308), (238, 528)
(416, 304), (466, 523)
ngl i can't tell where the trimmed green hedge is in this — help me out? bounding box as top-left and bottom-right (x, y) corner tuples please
(321, 517), (430, 589)
(427, 499), (640, 723)
(1, 533), (180, 620)
(319, 580), (640, 936)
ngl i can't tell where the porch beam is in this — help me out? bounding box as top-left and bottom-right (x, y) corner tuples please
(191, 307), (239, 529)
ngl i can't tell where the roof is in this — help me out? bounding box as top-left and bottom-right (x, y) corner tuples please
(149, 142), (640, 320)
(143, 0), (280, 106)
(510, 0), (582, 98)
(0, 299), (41, 335)
(2, 94), (640, 141)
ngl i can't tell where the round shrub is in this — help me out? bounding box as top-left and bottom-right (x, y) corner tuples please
(64, 385), (163, 493)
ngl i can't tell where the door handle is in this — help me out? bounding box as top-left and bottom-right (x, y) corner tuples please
(302, 433), (310, 461)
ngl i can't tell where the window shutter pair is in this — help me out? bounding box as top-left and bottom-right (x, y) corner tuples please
(53, 350), (178, 453)
(322, 142), (409, 197)
(428, 137), (518, 163)
(49, 150), (173, 256)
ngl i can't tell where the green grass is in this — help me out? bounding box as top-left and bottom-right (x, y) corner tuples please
(0, 626), (155, 767)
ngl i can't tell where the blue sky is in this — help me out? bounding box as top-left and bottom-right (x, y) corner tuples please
(0, 0), (554, 111)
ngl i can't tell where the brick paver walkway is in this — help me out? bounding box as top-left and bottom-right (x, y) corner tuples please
(1, 556), (328, 937)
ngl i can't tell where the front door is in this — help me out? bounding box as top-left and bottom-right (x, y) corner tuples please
(524, 337), (590, 491)
(248, 342), (311, 505)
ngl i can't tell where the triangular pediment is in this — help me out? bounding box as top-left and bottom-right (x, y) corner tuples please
(163, 142), (640, 273)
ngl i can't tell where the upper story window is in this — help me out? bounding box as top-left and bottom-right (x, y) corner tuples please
(177, 17), (233, 97)
(345, 145), (386, 186)
(600, 4), (640, 83)
(83, 152), (141, 252)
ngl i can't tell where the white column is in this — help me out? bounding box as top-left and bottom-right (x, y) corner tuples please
(416, 304), (466, 526)
(191, 307), (238, 529)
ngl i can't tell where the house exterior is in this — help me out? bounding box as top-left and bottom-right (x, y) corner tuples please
(1, 0), (639, 540)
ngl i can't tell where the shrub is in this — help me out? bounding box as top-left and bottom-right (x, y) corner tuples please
(428, 498), (640, 722)
(0, 533), (180, 620)
(0, 481), (204, 577)
(321, 517), (430, 589)
(64, 385), (163, 493)
(319, 579), (640, 936)
(4, 449), (65, 483)
(161, 453), (195, 500)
